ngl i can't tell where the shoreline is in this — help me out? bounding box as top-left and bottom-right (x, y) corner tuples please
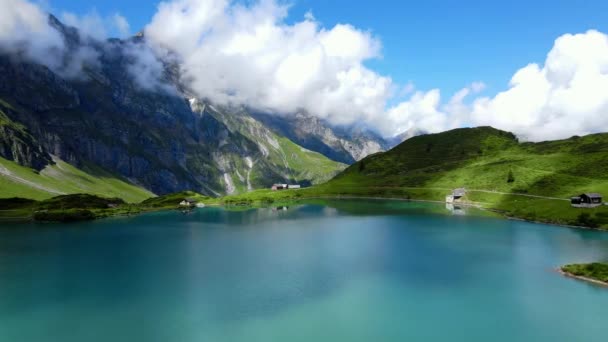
(488, 209), (607, 232)
(308, 196), (607, 231)
(226, 195), (489, 208)
(219, 194), (606, 232)
(557, 269), (608, 288)
(2, 195), (606, 232)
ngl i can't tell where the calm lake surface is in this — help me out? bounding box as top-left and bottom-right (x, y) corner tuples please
(1, 200), (607, 341)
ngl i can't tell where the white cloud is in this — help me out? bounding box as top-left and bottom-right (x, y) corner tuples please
(145, 0), (390, 127)
(384, 89), (447, 135)
(381, 81), (483, 136)
(470, 81), (486, 93)
(470, 30), (608, 141)
(112, 13), (130, 37)
(398, 82), (415, 97)
(0, 1), (130, 79)
(61, 10), (133, 40)
(147, 0), (608, 141)
(0, 0), (65, 70)
(304, 11), (315, 22)
(122, 42), (176, 93)
(378, 30), (608, 141)
(61, 10), (107, 40)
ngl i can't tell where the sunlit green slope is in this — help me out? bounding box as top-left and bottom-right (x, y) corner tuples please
(0, 156), (154, 202)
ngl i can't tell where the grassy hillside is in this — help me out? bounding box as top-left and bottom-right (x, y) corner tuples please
(209, 127), (608, 229)
(206, 106), (346, 193)
(0, 156), (154, 203)
(332, 127), (608, 197)
(271, 136), (347, 184)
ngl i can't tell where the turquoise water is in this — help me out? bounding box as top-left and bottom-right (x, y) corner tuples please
(0, 200), (607, 341)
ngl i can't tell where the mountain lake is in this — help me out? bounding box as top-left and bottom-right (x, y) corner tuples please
(0, 200), (607, 341)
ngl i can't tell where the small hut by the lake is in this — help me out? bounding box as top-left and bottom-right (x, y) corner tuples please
(271, 184), (288, 191)
(180, 198), (198, 207)
(571, 193), (603, 208)
(446, 188), (467, 203)
(271, 184), (301, 191)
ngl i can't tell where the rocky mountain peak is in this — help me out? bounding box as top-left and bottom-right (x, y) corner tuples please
(47, 14), (81, 48)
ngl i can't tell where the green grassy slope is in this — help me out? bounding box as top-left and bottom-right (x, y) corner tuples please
(206, 107), (346, 192)
(273, 136), (347, 184)
(0, 156), (154, 202)
(211, 127), (608, 229)
(331, 127), (608, 196)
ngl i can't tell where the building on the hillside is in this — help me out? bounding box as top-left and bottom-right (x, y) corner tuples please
(571, 193), (603, 208)
(271, 184), (301, 191)
(180, 198), (198, 207)
(446, 188), (467, 203)
(453, 188), (466, 199)
(272, 184), (288, 191)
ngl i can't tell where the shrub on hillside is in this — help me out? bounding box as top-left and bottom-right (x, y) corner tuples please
(0, 198), (38, 210)
(507, 170), (515, 183)
(39, 194), (125, 210)
(575, 212), (599, 228)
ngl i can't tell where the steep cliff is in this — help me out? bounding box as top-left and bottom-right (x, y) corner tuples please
(251, 111), (388, 164)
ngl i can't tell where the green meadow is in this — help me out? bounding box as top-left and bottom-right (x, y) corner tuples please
(0, 156), (154, 203)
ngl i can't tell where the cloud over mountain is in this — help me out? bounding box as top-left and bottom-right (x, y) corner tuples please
(143, 1), (608, 141)
(2, 0), (608, 141)
(144, 0), (390, 128)
(0, 0), (135, 79)
(0, 0), (65, 70)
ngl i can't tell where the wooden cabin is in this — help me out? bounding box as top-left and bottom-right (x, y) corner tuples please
(453, 188), (466, 199)
(271, 184), (301, 191)
(446, 188), (467, 203)
(571, 193), (603, 208)
(271, 184), (288, 191)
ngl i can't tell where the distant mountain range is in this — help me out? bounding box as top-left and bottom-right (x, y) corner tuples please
(0, 15), (393, 198)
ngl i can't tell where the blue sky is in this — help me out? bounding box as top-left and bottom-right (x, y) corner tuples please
(45, 0), (608, 98)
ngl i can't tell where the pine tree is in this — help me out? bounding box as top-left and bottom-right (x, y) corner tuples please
(507, 170), (515, 183)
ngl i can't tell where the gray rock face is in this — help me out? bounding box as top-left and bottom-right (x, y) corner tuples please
(385, 128), (426, 148)
(0, 56), (80, 112)
(250, 111), (388, 164)
(0, 122), (53, 171)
